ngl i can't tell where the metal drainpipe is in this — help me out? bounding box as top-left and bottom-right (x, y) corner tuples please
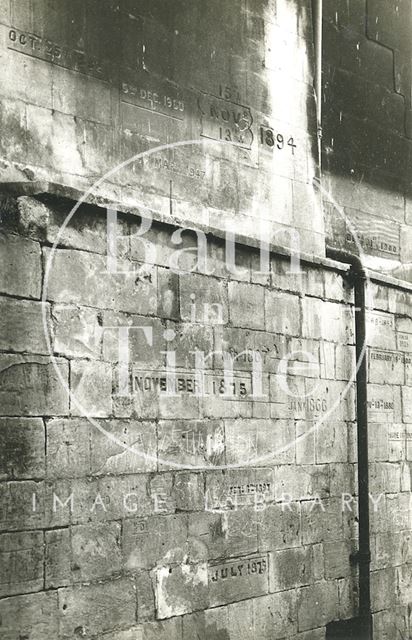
(312, 7), (372, 635)
(312, 0), (323, 171)
(325, 247), (372, 640)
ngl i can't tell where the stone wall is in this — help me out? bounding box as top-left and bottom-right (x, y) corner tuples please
(1, 0), (412, 638)
(0, 194), (411, 639)
(0, 0), (322, 253)
(323, 0), (412, 279)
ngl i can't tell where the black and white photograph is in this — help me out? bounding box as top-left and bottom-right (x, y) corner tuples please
(0, 1), (411, 638)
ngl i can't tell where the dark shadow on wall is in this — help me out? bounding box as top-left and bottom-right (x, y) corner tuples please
(322, 0), (412, 195)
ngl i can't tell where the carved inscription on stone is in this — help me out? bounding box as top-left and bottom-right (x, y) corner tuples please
(8, 27), (110, 80)
(121, 71), (186, 120)
(132, 369), (252, 399)
(398, 332), (412, 353)
(345, 216), (400, 259)
(209, 556), (267, 582)
(198, 93), (253, 149)
(208, 555), (269, 606)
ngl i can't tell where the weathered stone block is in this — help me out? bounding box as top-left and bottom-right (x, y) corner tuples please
(397, 316), (412, 341)
(214, 325), (286, 372)
(201, 387), (253, 419)
(402, 386), (412, 423)
(45, 248), (158, 315)
(226, 599), (255, 638)
(187, 509), (258, 562)
(69, 522), (122, 582)
(44, 474), (154, 528)
(135, 570), (156, 623)
(324, 174), (405, 223)
(366, 311), (396, 350)
(133, 618), (183, 640)
(372, 609), (399, 640)
(274, 464), (329, 501)
(158, 268), (180, 319)
(270, 373), (305, 416)
(209, 240), (251, 282)
(369, 423), (389, 462)
(258, 503), (301, 550)
(315, 422), (348, 464)
(269, 546), (316, 592)
(0, 530), (44, 597)
(0, 0), (10, 23)
(385, 493), (412, 533)
(173, 472), (204, 511)
(208, 554), (269, 608)
(90, 419), (157, 475)
(368, 349), (405, 385)
(129, 222), (174, 270)
(265, 290), (301, 336)
(53, 304), (103, 358)
(272, 258), (324, 298)
(367, 282), (389, 312)
(0, 355), (69, 416)
(296, 420), (316, 464)
(301, 498), (346, 545)
(228, 281), (265, 329)
(388, 290), (412, 317)
(371, 568), (397, 612)
(280, 336), (321, 380)
(270, 375), (354, 423)
(0, 418), (45, 479)
(126, 367), (202, 421)
(395, 564), (412, 606)
(17, 196), (121, 253)
(0, 232), (42, 299)
(0, 591), (58, 640)
(123, 514), (187, 571)
(406, 354), (412, 386)
(70, 360), (112, 418)
(297, 581), (339, 631)
(0, 297), (51, 354)
(372, 462), (401, 494)
(302, 297), (354, 344)
(367, 384), (402, 424)
(45, 528), (71, 588)
(253, 590), (298, 639)
(0, 480), (45, 532)
(323, 540), (354, 579)
(156, 562), (209, 619)
(46, 418), (91, 479)
(103, 313), (166, 367)
(165, 321), (214, 369)
(335, 344), (356, 381)
(323, 269), (352, 303)
(182, 607), (229, 640)
(58, 578), (137, 638)
(205, 468), (273, 511)
(296, 628), (326, 640)
(180, 273), (229, 325)
(336, 575), (358, 621)
(319, 340), (335, 379)
(158, 420), (225, 469)
(225, 419), (295, 466)
(149, 473), (176, 515)
(373, 531), (412, 571)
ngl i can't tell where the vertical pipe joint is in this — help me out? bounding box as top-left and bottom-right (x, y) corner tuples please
(312, 0), (323, 169)
(326, 247), (372, 640)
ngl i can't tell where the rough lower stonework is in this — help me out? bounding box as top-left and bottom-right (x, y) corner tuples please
(323, 0), (412, 280)
(0, 194), (411, 639)
(0, 0), (412, 639)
